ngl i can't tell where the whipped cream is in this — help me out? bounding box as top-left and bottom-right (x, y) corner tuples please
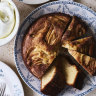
(0, 0), (15, 39)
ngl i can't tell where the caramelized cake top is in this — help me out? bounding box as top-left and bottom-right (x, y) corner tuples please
(22, 13), (71, 78)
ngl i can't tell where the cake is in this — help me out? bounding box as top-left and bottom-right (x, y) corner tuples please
(68, 50), (96, 75)
(41, 56), (65, 95)
(62, 16), (87, 42)
(22, 13), (95, 95)
(62, 36), (95, 57)
(59, 55), (84, 89)
(22, 13), (71, 79)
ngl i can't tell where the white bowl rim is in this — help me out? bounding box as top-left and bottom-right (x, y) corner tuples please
(0, 0), (20, 46)
(19, 0), (49, 4)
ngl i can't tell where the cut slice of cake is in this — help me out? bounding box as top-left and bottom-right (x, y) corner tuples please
(41, 57), (65, 95)
(60, 55), (84, 89)
(62, 58), (79, 86)
(68, 50), (96, 75)
(62, 36), (95, 57)
(62, 16), (87, 42)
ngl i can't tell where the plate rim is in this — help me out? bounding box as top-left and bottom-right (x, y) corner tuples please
(14, 1), (96, 96)
(0, 61), (24, 96)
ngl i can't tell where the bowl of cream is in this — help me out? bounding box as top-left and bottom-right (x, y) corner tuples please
(0, 0), (19, 46)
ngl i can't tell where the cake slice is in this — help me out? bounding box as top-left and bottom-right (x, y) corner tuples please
(62, 16), (87, 42)
(60, 55), (84, 89)
(68, 50), (96, 75)
(62, 36), (95, 57)
(41, 57), (65, 95)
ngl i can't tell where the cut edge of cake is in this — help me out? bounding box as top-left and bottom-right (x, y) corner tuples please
(41, 59), (65, 95)
(60, 55), (85, 89)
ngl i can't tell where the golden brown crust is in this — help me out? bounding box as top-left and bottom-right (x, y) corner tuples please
(22, 13), (71, 79)
(62, 16), (87, 41)
(68, 50), (96, 75)
(62, 36), (95, 57)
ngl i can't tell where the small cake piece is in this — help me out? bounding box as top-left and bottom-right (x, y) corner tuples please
(68, 50), (96, 75)
(60, 55), (84, 89)
(62, 16), (87, 42)
(62, 36), (95, 57)
(41, 57), (65, 95)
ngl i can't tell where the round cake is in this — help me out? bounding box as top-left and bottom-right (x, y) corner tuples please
(22, 13), (72, 79)
(22, 13), (96, 95)
(22, 13), (88, 79)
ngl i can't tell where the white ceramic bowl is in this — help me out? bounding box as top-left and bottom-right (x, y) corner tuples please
(0, 0), (20, 46)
